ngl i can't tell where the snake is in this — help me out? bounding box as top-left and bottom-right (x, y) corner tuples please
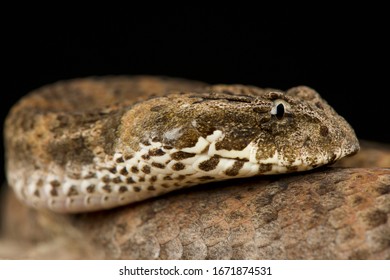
(4, 76), (359, 213)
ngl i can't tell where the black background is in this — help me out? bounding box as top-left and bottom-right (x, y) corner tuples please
(1, 8), (388, 184)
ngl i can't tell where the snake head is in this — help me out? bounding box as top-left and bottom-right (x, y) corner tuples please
(252, 86), (360, 172)
(121, 85), (359, 176)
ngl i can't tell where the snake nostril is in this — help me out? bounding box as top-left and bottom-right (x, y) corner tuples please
(320, 125), (329, 137)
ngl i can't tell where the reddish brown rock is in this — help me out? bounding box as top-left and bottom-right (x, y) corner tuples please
(1, 167), (389, 259)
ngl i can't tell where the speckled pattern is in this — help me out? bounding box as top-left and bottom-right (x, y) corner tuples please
(4, 76), (359, 213)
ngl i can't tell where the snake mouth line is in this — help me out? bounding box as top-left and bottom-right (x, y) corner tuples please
(217, 156), (250, 163)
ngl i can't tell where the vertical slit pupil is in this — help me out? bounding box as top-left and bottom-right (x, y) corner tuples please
(276, 103), (285, 119)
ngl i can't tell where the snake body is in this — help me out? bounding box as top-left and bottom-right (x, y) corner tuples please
(4, 76), (359, 213)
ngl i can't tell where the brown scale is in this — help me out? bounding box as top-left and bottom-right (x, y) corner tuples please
(50, 180), (61, 188)
(50, 188), (58, 196)
(101, 175), (111, 183)
(67, 186), (79, 196)
(126, 177), (135, 184)
(33, 190), (40, 197)
(198, 156), (220, 172)
(176, 175), (186, 181)
(86, 185), (96, 193)
(286, 165), (298, 172)
(115, 157), (124, 163)
(49, 180), (61, 197)
(151, 162), (165, 169)
(163, 145), (173, 150)
(170, 151), (196, 160)
(108, 167), (117, 174)
(258, 164), (273, 173)
(131, 166), (139, 173)
(148, 148), (165, 156)
(198, 175), (215, 181)
(142, 165), (151, 174)
(141, 154), (150, 160)
(118, 186), (128, 193)
(112, 177), (122, 184)
(119, 168), (129, 175)
(102, 185), (112, 193)
(36, 179), (44, 188)
(123, 154), (133, 160)
(172, 162), (185, 171)
(224, 161), (244, 176)
(149, 176), (157, 182)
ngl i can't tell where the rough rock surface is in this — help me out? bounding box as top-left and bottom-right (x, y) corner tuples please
(335, 140), (390, 168)
(1, 161), (389, 259)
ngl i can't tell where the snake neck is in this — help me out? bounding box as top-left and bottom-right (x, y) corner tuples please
(9, 129), (311, 213)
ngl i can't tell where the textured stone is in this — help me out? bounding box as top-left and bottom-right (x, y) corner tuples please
(1, 167), (389, 259)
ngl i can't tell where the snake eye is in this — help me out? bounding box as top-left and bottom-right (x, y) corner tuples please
(275, 103), (284, 119)
(271, 99), (288, 120)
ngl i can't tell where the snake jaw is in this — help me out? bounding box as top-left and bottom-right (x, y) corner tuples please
(205, 130), (259, 164)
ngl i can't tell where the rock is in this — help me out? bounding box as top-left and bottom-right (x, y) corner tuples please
(1, 166), (389, 259)
(335, 140), (390, 168)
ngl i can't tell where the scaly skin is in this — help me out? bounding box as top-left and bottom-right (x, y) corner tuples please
(4, 77), (359, 212)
